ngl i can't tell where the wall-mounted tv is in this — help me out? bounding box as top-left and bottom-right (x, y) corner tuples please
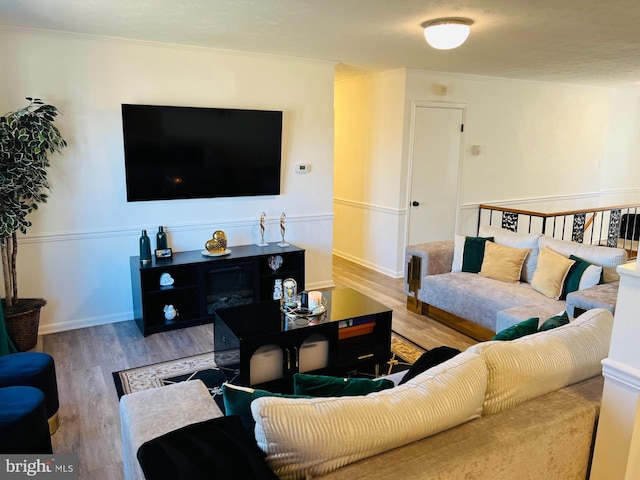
(121, 104), (283, 201)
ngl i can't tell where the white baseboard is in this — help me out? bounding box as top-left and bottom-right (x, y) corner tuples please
(39, 312), (131, 335)
(333, 249), (403, 278)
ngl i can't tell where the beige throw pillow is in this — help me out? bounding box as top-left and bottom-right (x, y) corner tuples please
(531, 246), (575, 299)
(478, 241), (529, 284)
(478, 225), (541, 283)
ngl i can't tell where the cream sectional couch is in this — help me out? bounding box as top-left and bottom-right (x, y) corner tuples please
(404, 225), (627, 340)
(120, 308), (613, 480)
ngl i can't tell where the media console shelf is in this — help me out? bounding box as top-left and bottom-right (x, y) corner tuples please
(129, 243), (305, 336)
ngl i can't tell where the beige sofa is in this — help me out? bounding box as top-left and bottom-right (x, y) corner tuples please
(120, 308), (612, 480)
(404, 225), (627, 340)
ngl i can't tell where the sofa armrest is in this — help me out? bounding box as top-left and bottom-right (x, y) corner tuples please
(566, 282), (619, 317)
(404, 241), (454, 299)
(120, 380), (223, 480)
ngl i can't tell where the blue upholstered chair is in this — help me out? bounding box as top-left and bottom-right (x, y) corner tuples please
(0, 386), (53, 453)
(0, 352), (60, 433)
(0, 302), (60, 434)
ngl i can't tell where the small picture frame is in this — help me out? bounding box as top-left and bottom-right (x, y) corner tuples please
(155, 248), (173, 259)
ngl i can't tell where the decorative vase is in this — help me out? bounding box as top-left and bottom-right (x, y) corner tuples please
(139, 230), (152, 265)
(205, 230), (227, 254)
(156, 226), (168, 250)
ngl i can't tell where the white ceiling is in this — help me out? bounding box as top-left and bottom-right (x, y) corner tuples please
(2, 0), (640, 87)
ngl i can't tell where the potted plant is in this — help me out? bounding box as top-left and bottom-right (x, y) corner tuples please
(0, 97), (67, 351)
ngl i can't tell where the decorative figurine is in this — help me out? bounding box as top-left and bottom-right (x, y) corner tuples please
(282, 277), (297, 306)
(257, 211), (268, 247)
(273, 279), (283, 300)
(163, 304), (178, 321)
(204, 230), (228, 255)
(159, 272), (174, 287)
(268, 255), (283, 271)
(277, 212), (290, 247)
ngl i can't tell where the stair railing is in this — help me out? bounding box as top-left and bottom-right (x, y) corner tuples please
(478, 203), (639, 260)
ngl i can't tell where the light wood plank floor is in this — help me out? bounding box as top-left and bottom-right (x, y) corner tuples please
(39, 255), (476, 479)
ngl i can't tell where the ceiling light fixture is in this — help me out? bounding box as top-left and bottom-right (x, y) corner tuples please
(421, 18), (473, 50)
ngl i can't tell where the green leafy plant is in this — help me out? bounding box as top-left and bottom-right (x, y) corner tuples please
(0, 97), (67, 312)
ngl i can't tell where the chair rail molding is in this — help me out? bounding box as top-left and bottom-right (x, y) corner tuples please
(334, 197), (406, 217)
(17, 212), (335, 245)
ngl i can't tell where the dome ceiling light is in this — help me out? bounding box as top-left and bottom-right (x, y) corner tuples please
(421, 18), (474, 50)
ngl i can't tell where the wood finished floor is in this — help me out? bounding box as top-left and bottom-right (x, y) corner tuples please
(40, 255), (476, 479)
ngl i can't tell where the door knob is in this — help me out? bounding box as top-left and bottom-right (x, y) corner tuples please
(412, 201), (420, 207)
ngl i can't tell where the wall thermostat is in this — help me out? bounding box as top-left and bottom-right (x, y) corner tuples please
(295, 163), (311, 174)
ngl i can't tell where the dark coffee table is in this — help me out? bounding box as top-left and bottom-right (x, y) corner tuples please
(213, 287), (392, 387)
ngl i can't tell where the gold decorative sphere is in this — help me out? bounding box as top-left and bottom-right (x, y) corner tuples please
(205, 230), (227, 253)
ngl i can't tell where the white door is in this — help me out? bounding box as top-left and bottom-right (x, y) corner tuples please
(407, 105), (464, 245)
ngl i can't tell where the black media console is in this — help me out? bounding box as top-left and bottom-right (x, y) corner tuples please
(129, 243), (305, 336)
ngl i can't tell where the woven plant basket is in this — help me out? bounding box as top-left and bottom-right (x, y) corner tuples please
(4, 300), (45, 352)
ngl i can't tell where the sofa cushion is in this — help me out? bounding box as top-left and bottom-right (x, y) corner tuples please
(252, 351), (488, 480)
(531, 246), (575, 300)
(424, 272), (565, 333)
(479, 225), (541, 283)
(467, 308), (612, 416)
(491, 317), (539, 341)
(479, 242), (529, 283)
(565, 281), (619, 317)
(538, 235), (627, 283)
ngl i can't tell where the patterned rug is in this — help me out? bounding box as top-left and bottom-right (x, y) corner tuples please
(112, 332), (426, 403)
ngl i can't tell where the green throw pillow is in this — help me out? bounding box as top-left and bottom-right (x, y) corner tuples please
(222, 383), (310, 433)
(538, 311), (570, 331)
(492, 317), (539, 341)
(561, 256), (592, 299)
(461, 236), (494, 273)
(293, 373), (394, 397)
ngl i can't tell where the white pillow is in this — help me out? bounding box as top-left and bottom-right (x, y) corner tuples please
(252, 351), (487, 480)
(467, 308), (613, 415)
(578, 264), (603, 290)
(452, 234), (465, 272)
(478, 225), (541, 283)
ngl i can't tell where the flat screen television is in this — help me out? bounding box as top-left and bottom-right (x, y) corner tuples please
(121, 104), (283, 201)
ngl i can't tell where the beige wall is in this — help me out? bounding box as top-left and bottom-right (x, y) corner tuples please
(0, 28), (336, 333)
(334, 69), (407, 275)
(334, 68), (640, 277)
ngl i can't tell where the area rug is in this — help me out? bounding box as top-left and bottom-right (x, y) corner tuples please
(112, 332), (427, 406)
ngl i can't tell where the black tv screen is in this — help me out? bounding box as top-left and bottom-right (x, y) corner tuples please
(121, 104), (283, 201)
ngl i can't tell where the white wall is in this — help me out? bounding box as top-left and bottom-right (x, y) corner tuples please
(0, 28), (336, 333)
(404, 70), (640, 237)
(334, 68), (640, 276)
